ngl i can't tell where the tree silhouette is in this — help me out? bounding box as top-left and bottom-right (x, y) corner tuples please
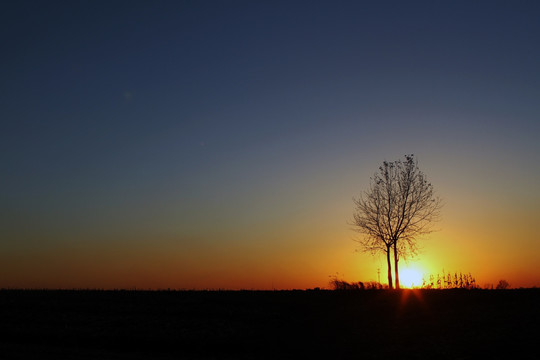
(352, 155), (442, 289)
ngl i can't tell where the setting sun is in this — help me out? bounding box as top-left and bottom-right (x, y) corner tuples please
(400, 268), (423, 288)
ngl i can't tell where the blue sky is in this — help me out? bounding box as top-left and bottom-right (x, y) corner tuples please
(1, 1), (539, 289)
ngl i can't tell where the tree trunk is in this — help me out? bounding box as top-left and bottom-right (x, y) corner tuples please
(393, 242), (400, 289)
(386, 247), (393, 289)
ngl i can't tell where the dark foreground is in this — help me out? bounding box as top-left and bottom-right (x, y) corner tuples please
(0, 289), (538, 359)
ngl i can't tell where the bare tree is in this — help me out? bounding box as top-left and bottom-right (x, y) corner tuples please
(352, 155), (442, 289)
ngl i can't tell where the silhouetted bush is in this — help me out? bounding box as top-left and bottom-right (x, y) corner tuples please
(364, 281), (386, 290)
(329, 278), (362, 290)
(329, 276), (384, 290)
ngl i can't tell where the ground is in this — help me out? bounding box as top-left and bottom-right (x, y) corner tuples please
(0, 289), (537, 359)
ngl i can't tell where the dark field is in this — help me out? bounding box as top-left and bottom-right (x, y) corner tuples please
(0, 289), (537, 359)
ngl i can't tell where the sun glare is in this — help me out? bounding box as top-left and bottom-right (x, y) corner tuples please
(400, 268), (423, 288)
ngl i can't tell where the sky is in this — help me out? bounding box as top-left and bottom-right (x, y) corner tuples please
(1, 0), (539, 289)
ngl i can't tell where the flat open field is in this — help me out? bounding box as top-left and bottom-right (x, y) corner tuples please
(0, 289), (537, 359)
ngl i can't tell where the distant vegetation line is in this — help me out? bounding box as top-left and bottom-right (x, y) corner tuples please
(330, 272), (516, 290)
(0, 277), (518, 292)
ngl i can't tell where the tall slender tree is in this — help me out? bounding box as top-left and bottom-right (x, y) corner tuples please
(352, 155), (442, 289)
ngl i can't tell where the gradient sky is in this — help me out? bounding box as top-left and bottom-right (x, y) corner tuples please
(1, 0), (539, 289)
